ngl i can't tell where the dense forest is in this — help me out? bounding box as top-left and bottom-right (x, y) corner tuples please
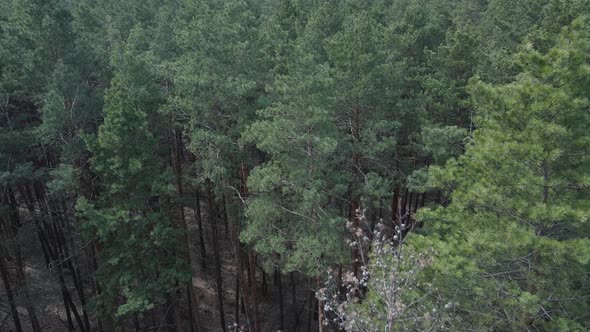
(1, 0), (589, 331)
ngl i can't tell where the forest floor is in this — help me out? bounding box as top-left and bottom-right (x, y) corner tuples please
(0, 220), (79, 331)
(185, 205), (317, 332)
(1, 205), (320, 332)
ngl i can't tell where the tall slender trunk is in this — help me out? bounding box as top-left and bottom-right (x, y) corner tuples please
(307, 277), (313, 332)
(59, 205), (87, 306)
(417, 193), (426, 228)
(91, 242), (104, 332)
(164, 295), (177, 330)
(249, 249), (260, 332)
(63, 286), (75, 330)
(0, 251), (23, 332)
(351, 199), (361, 277)
(236, 242), (251, 329)
(18, 185), (76, 331)
(391, 186), (401, 226)
(14, 245), (42, 332)
(277, 268), (285, 331)
(236, 162), (254, 331)
(407, 192), (414, 217)
(401, 188), (409, 219)
(3, 185), (41, 332)
(194, 189), (207, 269)
(62, 273), (87, 332)
(134, 314), (141, 331)
(260, 267), (267, 296)
(317, 277), (324, 332)
(172, 128), (197, 332)
(52, 200), (91, 331)
(350, 104), (362, 278)
(30, 183), (85, 332)
(207, 180), (226, 332)
(235, 272), (240, 326)
(291, 272), (299, 331)
(337, 264), (344, 300)
(413, 192), (420, 213)
(222, 194), (229, 239)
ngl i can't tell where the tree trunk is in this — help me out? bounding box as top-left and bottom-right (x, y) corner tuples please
(3, 185), (40, 332)
(235, 272), (240, 326)
(351, 199), (361, 277)
(307, 277), (313, 332)
(391, 186), (400, 225)
(317, 277), (324, 332)
(407, 192), (414, 217)
(401, 188), (409, 219)
(291, 272), (298, 331)
(261, 267), (267, 296)
(91, 242), (105, 332)
(194, 189), (207, 269)
(236, 162), (254, 331)
(51, 201), (91, 331)
(0, 251), (23, 332)
(18, 185), (77, 331)
(207, 181), (226, 332)
(222, 194), (229, 239)
(277, 268), (285, 332)
(14, 246), (42, 332)
(172, 128), (197, 332)
(236, 243), (251, 329)
(350, 104), (362, 278)
(134, 314), (141, 331)
(249, 249), (260, 332)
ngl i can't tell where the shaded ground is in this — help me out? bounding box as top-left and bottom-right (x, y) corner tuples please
(185, 205), (317, 332)
(1, 205), (319, 332)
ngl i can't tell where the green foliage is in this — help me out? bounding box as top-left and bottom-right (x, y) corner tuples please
(77, 52), (187, 318)
(412, 16), (590, 330)
(2, 0), (590, 329)
(242, 48), (347, 274)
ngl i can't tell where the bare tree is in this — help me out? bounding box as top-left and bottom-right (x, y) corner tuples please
(318, 200), (455, 331)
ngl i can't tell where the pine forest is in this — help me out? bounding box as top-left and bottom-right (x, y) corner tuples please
(0, 0), (589, 331)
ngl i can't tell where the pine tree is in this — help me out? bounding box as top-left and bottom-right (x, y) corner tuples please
(411, 15), (590, 330)
(241, 45), (347, 276)
(76, 55), (189, 322)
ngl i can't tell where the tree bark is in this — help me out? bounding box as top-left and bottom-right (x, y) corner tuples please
(222, 194), (229, 239)
(391, 187), (402, 239)
(235, 272), (240, 326)
(277, 268), (285, 331)
(307, 277), (313, 332)
(172, 128), (197, 332)
(194, 189), (207, 269)
(2, 186), (39, 332)
(317, 277), (324, 332)
(236, 162), (254, 331)
(14, 246), (43, 332)
(291, 272), (299, 331)
(51, 201), (91, 331)
(207, 180), (226, 332)
(249, 249), (260, 332)
(260, 267), (267, 296)
(350, 104), (362, 278)
(0, 251), (23, 332)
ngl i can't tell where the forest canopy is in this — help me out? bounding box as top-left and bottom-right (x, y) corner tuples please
(0, 0), (588, 331)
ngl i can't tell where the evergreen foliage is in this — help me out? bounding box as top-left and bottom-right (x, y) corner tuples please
(0, 0), (588, 330)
